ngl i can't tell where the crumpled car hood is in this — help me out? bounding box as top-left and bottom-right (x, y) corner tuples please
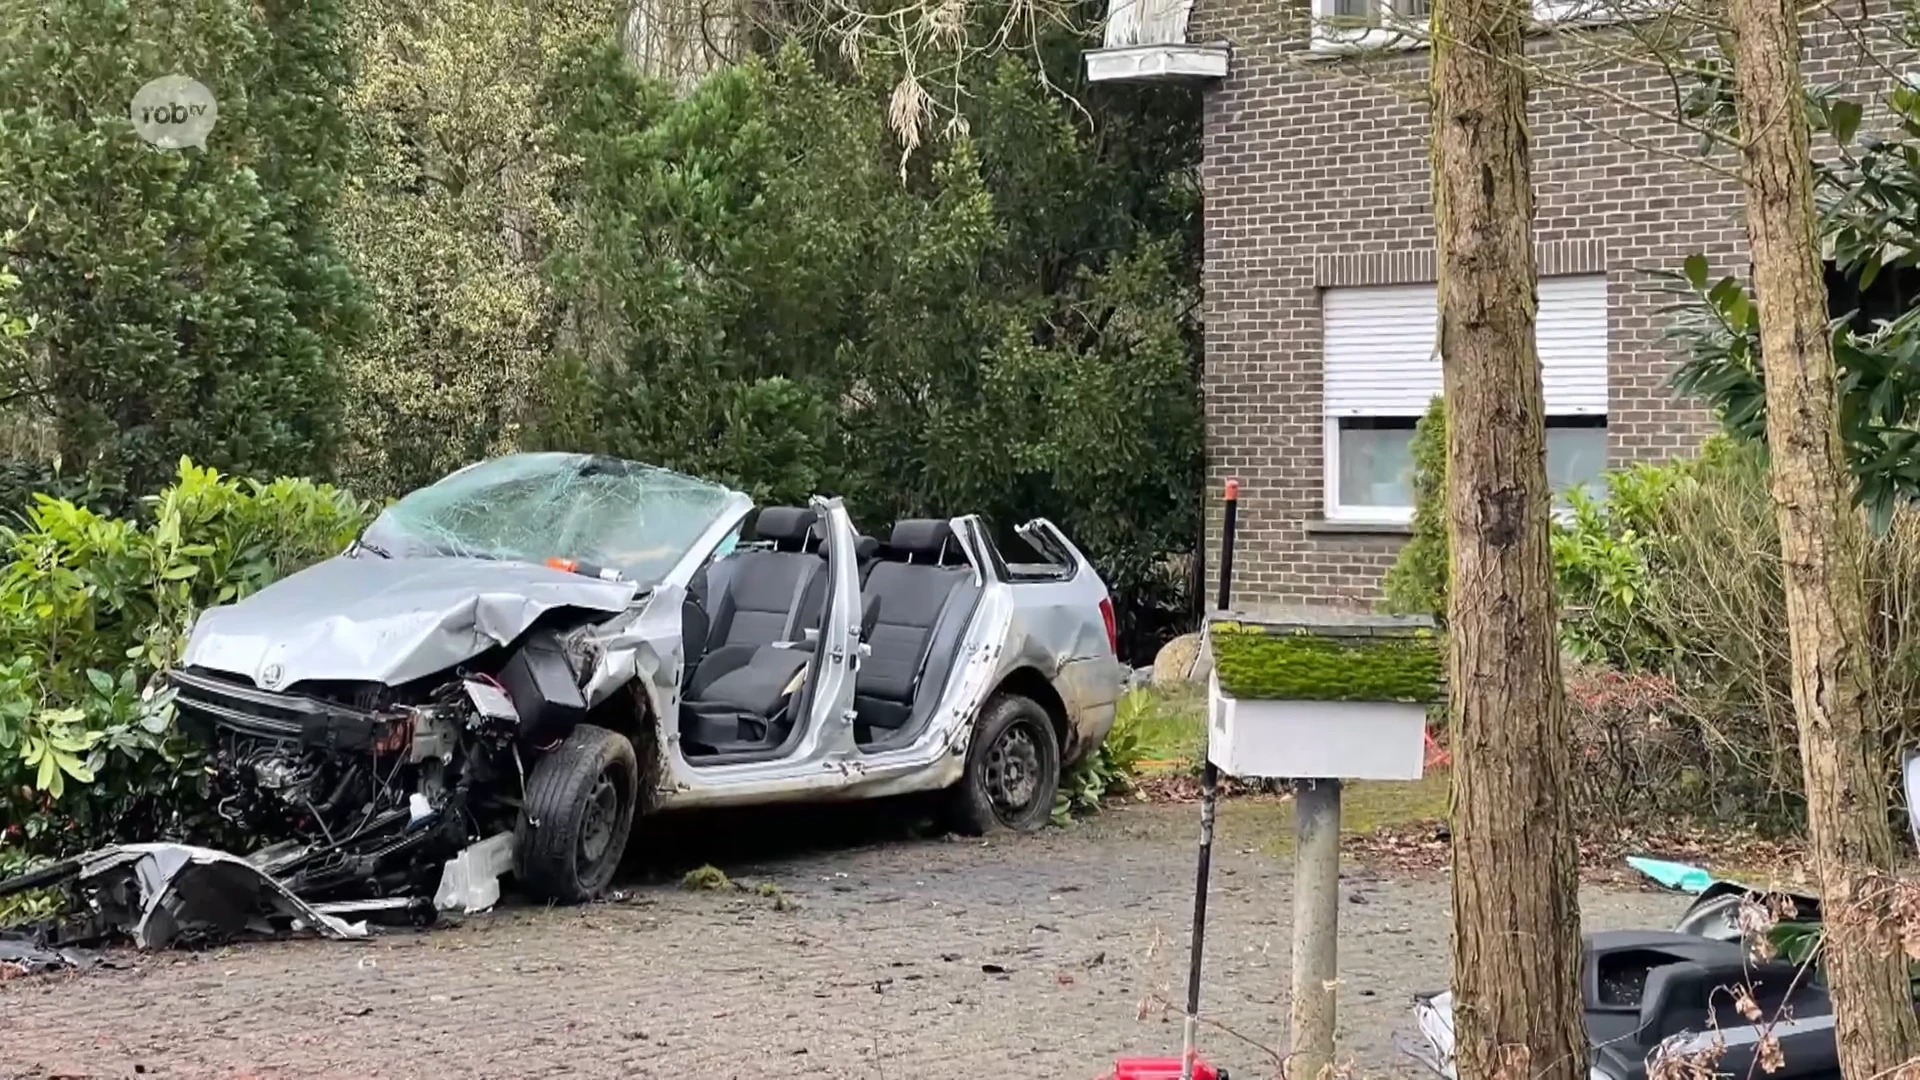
(180, 553), (638, 688)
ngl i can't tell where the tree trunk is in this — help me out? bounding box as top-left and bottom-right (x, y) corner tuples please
(1724, 0), (1920, 1069)
(1429, 0), (1589, 1077)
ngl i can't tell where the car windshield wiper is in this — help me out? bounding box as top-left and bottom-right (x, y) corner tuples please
(353, 537), (393, 559)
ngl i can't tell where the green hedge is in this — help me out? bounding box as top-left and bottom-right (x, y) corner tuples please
(0, 460), (372, 860)
(1210, 622), (1444, 703)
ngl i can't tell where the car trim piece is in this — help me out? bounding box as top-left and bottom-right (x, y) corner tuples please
(171, 668), (392, 749)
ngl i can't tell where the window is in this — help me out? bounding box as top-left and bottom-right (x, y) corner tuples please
(1309, 0), (1429, 52)
(1320, 274), (1610, 524)
(1307, 0), (1614, 52)
(1328, 415), (1609, 523)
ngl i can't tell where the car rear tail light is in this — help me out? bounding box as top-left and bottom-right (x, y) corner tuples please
(1098, 596), (1118, 657)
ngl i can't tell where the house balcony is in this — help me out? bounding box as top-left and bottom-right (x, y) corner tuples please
(1083, 0), (1231, 83)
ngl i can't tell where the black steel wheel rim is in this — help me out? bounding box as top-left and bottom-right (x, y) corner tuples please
(580, 772), (620, 866)
(985, 721), (1044, 819)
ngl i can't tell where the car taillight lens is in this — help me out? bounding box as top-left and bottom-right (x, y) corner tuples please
(1098, 596), (1118, 657)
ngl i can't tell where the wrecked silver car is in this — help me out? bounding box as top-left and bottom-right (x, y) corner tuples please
(168, 453), (1126, 904)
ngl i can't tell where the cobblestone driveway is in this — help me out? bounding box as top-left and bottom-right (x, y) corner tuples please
(2, 802), (1683, 1080)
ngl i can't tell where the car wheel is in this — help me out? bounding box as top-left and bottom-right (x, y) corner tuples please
(514, 724), (639, 903)
(946, 693), (1061, 836)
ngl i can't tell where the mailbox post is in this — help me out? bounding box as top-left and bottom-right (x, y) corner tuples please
(1205, 610), (1443, 1079)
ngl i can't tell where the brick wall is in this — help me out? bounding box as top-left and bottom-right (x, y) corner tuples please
(1191, 0), (1909, 608)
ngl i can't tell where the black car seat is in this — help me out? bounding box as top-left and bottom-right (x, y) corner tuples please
(680, 507), (828, 753)
(854, 519), (982, 745)
(854, 533), (882, 583)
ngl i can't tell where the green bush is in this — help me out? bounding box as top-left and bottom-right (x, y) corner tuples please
(1375, 407), (1897, 828)
(1380, 397), (1448, 618)
(1552, 456), (1699, 669)
(1054, 686), (1156, 823)
(0, 0), (362, 503)
(0, 460), (372, 858)
(1378, 396), (1704, 667)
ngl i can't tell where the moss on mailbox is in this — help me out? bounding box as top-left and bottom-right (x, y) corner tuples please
(1210, 621), (1444, 703)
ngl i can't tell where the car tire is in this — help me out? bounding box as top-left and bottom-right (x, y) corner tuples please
(514, 723), (639, 903)
(945, 693), (1061, 836)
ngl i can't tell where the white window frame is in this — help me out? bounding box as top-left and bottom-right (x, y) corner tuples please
(1322, 413), (1419, 527)
(1306, 0), (1624, 55)
(1322, 411), (1609, 526)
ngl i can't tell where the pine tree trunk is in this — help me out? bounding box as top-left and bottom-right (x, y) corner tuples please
(1723, 0), (1920, 1068)
(1429, 0), (1589, 1077)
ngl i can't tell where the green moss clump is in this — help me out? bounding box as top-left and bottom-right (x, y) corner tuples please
(1211, 623), (1443, 703)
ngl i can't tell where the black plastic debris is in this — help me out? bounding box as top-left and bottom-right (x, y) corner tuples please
(0, 934), (109, 978)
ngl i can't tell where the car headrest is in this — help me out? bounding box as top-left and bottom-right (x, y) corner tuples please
(889, 519), (954, 562)
(854, 535), (881, 563)
(754, 507), (818, 550)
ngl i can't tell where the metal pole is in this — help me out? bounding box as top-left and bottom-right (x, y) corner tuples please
(1181, 478), (1239, 1080)
(1290, 777), (1343, 1080)
(1215, 480), (1238, 613)
(1180, 756), (1219, 1080)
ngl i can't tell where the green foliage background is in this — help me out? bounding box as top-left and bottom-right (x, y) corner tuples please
(0, 0), (1204, 659)
(533, 42), (1201, 626)
(1667, 82), (1920, 530)
(0, 0), (362, 504)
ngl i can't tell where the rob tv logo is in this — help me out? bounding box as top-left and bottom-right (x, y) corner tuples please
(130, 75), (218, 150)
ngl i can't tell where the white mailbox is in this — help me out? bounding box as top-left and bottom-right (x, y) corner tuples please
(1204, 609), (1442, 782)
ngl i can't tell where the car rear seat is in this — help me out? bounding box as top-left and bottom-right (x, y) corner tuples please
(680, 507), (828, 752)
(854, 519), (982, 744)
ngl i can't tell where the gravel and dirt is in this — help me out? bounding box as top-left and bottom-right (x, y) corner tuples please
(1, 799), (1687, 1080)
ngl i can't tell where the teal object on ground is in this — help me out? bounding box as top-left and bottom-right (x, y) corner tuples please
(1626, 855), (1714, 894)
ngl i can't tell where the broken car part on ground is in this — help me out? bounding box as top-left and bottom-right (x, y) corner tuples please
(0, 842), (403, 967)
(1406, 759), (1920, 1080)
(5, 452), (1127, 951)
(1409, 929), (1841, 1080)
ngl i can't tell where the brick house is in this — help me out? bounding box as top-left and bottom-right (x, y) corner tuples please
(1086, 0), (1902, 608)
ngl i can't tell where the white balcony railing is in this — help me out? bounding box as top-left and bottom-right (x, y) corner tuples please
(1101, 0), (1200, 47)
(1084, 0), (1229, 83)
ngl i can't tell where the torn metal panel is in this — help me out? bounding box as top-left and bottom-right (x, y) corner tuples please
(71, 844), (367, 950)
(181, 556), (637, 689)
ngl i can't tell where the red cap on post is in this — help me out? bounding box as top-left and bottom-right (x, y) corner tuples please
(1224, 478), (1240, 500)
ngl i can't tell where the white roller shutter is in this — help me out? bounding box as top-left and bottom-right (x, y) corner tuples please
(1322, 274), (1609, 416)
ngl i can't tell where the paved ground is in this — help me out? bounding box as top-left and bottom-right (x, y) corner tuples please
(1, 800), (1684, 1080)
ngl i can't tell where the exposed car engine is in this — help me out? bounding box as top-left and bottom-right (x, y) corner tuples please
(175, 634), (590, 904)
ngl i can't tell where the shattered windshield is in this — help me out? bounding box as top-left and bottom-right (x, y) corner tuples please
(361, 453), (741, 586)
